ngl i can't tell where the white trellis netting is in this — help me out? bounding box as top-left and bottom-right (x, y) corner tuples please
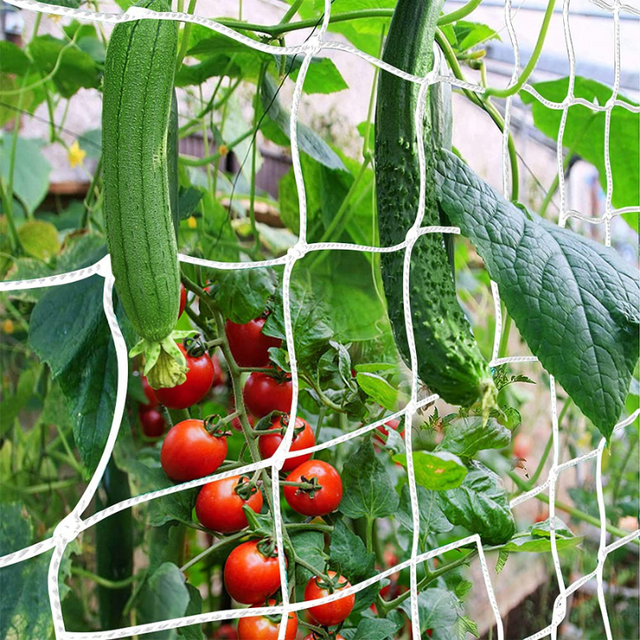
(0, 0), (639, 637)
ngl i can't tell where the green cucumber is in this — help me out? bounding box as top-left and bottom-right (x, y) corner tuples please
(375, 0), (495, 408)
(103, 0), (186, 387)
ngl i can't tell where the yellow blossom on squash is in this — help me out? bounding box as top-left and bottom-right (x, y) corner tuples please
(219, 144), (229, 157)
(49, 13), (62, 23)
(68, 140), (86, 168)
(187, 216), (197, 229)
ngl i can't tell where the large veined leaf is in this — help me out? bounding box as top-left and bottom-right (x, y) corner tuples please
(521, 77), (639, 230)
(435, 149), (639, 440)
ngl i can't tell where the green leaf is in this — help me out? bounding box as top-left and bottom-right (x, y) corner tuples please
(400, 588), (458, 633)
(138, 564), (191, 640)
(495, 549), (509, 574)
(353, 617), (402, 640)
(287, 56), (349, 94)
(521, 77), (639, 228)
(260, 74), (346, 171)
(436, 461), (515, 545)
(263, 272), (334, 368)
(356, 372), (399, 410)
(328, 520), (376, 583)
(436, 416), (511, 458)
(28, 272), (123, 473)
(207, 267), (276, 324)
(397, 484), (453, 539)
(177, 584), (205, 640)
(441, 20), (500, 53)
(0, 504), (64, 639)
(340, 438), (399, 520)
(296, 0), (394, 57)
(454, 615), (479, 639)
(29, 35), (100, 98)
(0, 134), (50, 214)
(394, 451), (467, 491)
(290, 530), (326, 586)
(8, 233), (106, 303)
(499, 517), (582, 553)
(0, 41), (31, 75)
(435, 149), (640, 440)
(17, 220), (60, 262)
(178, 186), (204, 220)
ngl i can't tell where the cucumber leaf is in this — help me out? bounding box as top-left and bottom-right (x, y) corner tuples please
(521, 77), (639, 229)
(435, 149), (640, 441)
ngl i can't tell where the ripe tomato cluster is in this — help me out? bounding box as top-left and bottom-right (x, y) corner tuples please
(133, 308), (359, 637)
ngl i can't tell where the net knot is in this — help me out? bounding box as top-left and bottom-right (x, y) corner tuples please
(287, 243), (307, 262)
(54, 514), (82, 547)
(404, 226), (421, 246)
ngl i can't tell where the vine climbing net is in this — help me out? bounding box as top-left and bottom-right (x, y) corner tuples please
(0, 0), (639, 638)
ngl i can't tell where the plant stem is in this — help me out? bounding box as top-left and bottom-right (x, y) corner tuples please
(508, 470), (640, 546)
(435, 29), (520, 201)
(294, 554), (326, 580)
(285, 522), (333, 534)
(365, 516), (374, 553)
(179, 127), (256, 166)
(175, 0), (199, 71)
(219, 5), (481, 39)
(439, 0), (483, 25)
(72, 567), (136, 589)
(278, 0), (303, 25)
(180, 530), (247, 572)
(484, 0), (557, 98)
(378, 549), (478, 615)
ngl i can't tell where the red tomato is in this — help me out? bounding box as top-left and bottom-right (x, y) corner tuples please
(155, 344), (215, 409)
(304, 571), (354, 627)
(258, 416), (315, 472)
(243, 372), (293, 418)
(179, 283), (187, 318)
(211, 353), (225, 387)
(138, 406), (166, 438)
(237, 599), (297, 640)
(231, 413), (255, 431)
(283, 460), (342, 517)
(513, 432), (533, 459)
(224, 540), (284, 605)
(196, 475), (263, 533)
(225, 317), (281, 367)
(214, 624), (238, 640)
(161, 419), (227, 482)
(141, 376), (159, 408)
(374, 419), (405, 445)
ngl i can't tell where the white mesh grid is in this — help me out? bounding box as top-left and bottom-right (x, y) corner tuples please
(0, 0), (639, 638)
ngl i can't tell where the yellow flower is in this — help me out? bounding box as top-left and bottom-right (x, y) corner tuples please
(187, 216), (197, 229)
(49, 14), (62, 23)
(68, 140), (86, 168)
(1, 319), (15, 334)
(219, 144), (229, 157)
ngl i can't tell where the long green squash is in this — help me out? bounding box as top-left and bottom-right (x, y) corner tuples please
(375, 0), (496, 409)
(103, 0), (186, 387)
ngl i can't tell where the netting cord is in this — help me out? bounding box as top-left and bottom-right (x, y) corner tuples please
(0, 0), (638, 637)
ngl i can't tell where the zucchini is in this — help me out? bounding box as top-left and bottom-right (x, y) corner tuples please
(103, 0), (186, 387)
(375, 0), (496, 409)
